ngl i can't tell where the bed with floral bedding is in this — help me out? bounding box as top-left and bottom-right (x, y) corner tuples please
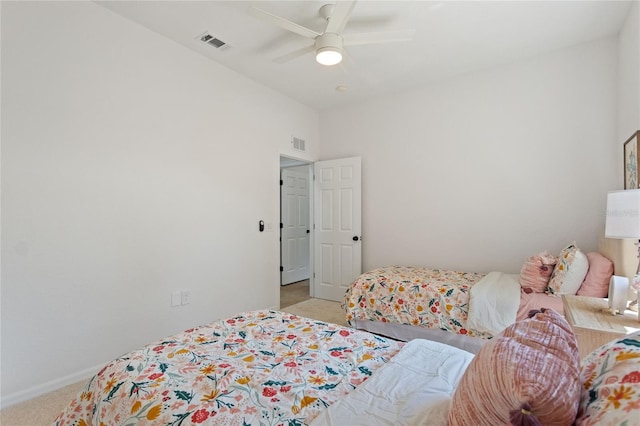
(342, 255), (602, 350)
(343, 267), (496, 343)
(53, 308), (639, 426)
(53, 310), (404, 426)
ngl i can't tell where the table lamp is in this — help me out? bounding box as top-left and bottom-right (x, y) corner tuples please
(605, 189), (640, 311)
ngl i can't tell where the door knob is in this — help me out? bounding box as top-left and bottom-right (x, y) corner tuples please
(353, 236), (359, 241)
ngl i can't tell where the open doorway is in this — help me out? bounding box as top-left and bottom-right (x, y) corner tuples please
(280, 155), (312, 307)
(279, 155), (362, 306)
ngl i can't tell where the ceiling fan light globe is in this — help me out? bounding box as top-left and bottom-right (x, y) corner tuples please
(316, 48), (342, 66)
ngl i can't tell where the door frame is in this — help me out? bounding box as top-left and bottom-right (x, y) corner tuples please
(278, 154), (314, 299)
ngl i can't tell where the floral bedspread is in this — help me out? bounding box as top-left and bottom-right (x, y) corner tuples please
(54, 310), (403, 426)
(344, 266), (493, 339)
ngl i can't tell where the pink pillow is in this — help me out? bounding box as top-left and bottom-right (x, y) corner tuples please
(576, 252), (614, 297)
(449, 309), (581, 425)
(519, 251), (557, 293)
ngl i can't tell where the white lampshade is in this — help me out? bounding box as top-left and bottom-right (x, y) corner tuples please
(316, 48), (342, 66)
(605, 189), (640, 239)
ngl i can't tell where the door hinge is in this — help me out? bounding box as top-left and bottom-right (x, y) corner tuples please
(280, 223), (283, 229)
(280, 179), (283, 185)
(280, 266), (283, 272)
(313, 272), (316, 278)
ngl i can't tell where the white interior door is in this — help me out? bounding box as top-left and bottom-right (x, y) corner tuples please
(281, 167), (310, 285)
(313, 157), (362, 301)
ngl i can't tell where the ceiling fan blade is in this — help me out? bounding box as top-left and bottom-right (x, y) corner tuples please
(343, 29), (416, 46)
(248, 6), (321, 39)
(325, 1), (357, 34)
(273, 45), (316, 64)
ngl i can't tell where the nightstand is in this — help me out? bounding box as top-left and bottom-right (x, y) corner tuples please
(562, 294), (640, 359)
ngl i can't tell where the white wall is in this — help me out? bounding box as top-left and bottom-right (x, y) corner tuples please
(319, 37), (618, 274)
(0, 1), (318, 405)
(613, 1), (640, 295)
(618, 1), (640, 143)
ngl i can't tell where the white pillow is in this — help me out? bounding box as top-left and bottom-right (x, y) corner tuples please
(557, 249), (589, 295)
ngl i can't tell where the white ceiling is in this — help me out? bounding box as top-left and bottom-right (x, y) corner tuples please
(97, 1), (633, 111)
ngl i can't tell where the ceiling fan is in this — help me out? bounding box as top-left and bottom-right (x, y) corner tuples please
(247, 1), (415, 66)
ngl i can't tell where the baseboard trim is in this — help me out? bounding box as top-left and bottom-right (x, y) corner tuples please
(0, 364), (101, 410)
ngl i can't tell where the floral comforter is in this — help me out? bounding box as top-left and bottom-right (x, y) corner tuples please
(344, 266), (493, 339)
(54, 310), (403, 426)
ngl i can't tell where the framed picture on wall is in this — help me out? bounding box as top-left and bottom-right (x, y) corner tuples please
(624, 131), (640, 189)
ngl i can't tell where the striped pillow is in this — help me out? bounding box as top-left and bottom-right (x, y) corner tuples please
(449, 309), (581, 425)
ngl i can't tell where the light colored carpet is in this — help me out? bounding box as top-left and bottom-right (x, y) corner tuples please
(0, 298), (348, 425)
(280, 279), (310, 308)
(0, 380), (86, 426)
(281, 297), (348, 326)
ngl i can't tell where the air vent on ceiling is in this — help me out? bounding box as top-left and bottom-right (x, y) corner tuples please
(198, 32), (230, 50)
(292, 136), (306, 152)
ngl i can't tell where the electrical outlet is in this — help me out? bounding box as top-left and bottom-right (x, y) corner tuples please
(171, 291), (181, 307)
(181, 290), (191, 305)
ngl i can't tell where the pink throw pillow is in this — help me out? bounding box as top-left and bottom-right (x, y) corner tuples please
(519, 251), (557, 293)
(449, 309), (581, 425)
(576, 252), (614, 298)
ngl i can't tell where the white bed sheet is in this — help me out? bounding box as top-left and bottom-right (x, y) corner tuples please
(467, 271), (521, 335)
(309, 339), (474, 426)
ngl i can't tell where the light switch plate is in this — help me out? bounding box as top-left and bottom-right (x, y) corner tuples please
(181, 290), (191, 305)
